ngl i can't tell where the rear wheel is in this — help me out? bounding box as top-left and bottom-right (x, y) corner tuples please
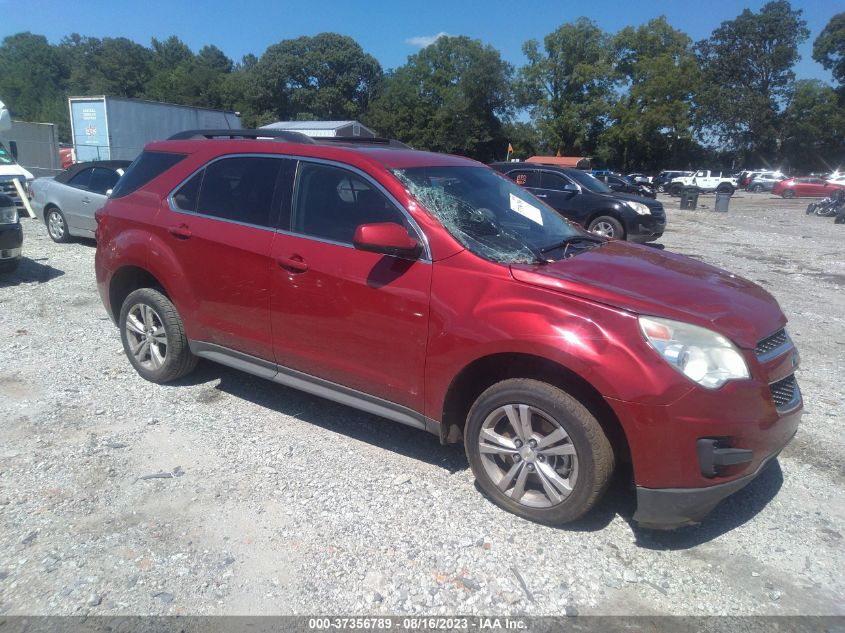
(119, 288), (197, 383)
(46, 207), (70, 243)
(588, 215), (625, 240)
(752, 184), (763, 193)
(716, 183), (735, 195)
(465, 379), (614, 525)
(806, 203), (817, 215)
(782, 190), (795, 199)
(835, 213), (845, 224)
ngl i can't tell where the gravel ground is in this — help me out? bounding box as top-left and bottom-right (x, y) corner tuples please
(0, 191), (843, 617)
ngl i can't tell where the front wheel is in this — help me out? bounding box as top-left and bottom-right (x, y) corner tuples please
(668, 183), (684, 196)
(656, 184), (666, 193)
(588, 215), (625, 240)
(806, 203), (817, 215)
(782, 190), (795, 199)
(465, 379), (615, 526)
(119, 288), (197, 383)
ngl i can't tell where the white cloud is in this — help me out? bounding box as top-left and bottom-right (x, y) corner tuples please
(405, 32), (450, 48)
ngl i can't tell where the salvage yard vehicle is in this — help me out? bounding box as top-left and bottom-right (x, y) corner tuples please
(746, 172), (785, 193)
(668, 170), (737, 196)
(0, 192), (22, 272)
(772, 176), (845, 199)
(95, 129), (802, 529)
(491, 162), (665, 242)
(30, 160), (130, 242)
(653, 170), (692, 193)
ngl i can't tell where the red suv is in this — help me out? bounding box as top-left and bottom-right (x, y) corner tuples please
(95, 130), (802, 529)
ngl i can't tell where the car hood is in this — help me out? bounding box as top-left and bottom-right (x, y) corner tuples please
(510, 241), (784, 348)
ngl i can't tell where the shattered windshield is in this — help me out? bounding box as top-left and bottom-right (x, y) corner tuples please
(394, 166), (584, 264)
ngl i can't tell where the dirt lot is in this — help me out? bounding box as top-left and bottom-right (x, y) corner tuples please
(0, 191), (843, 616)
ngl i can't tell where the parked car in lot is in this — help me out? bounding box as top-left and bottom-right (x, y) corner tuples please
(491, 162), (665, 241)
(746, 172), (785, 193)
(0, 192), (22, 272)
(668, 170), (737, 196)
(95, 129), (802, 529)
(31, 160), (130, 242)
(772, 177), (845, 199)
(653, 170), (693, 193)
(600, 173), (657, 199)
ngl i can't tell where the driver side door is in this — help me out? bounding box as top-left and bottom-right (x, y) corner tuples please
(270, 161), (431, 411)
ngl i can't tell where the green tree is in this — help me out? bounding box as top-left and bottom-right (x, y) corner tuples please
(695, 0), (809, 162)
(813, 12), (845, 92)
(780, 80), (845, 171)
(365, 36), (513, 161)
(253, 33), (381, 121)
(598, 17), (701, 171)
(516, 18), (615, 156)
(0, 33), (67, 125)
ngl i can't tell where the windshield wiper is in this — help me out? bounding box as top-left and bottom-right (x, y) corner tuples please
(539, 235), (605, 254)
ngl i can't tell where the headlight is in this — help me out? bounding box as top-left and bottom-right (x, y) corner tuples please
(627, 201), (651, 215)
(639, 316), (749, 389)
(0, 204), (18, 224)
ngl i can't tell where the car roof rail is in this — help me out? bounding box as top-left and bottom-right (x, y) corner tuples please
(316, 136), (411, 149)
(167, 129), (316, 144)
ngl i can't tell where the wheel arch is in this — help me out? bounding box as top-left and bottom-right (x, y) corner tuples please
(439, 352), (631, 465)
(108, 265), (170, 324)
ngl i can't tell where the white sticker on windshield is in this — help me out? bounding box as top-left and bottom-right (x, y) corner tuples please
(509, 193), (544, 225)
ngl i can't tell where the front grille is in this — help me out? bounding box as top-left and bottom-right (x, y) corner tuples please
(770, 374), (800, 411)
(0, 178), (26, 215)
(756, 329), (789, 358)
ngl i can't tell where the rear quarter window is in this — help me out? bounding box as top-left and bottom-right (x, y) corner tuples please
(109, 151), (186, 199)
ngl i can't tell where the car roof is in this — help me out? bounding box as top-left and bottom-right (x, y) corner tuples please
(55, 160), (133, 184)
(144, 138), (480, 171)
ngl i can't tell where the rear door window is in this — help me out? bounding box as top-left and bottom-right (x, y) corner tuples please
(193, 156), (296, 228)
(505, 170), (540, 188)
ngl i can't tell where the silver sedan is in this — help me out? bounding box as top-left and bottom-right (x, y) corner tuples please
(30, 160), (130, 242)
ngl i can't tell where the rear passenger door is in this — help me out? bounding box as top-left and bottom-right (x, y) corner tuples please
(82, 167), (122, 234)
(162, 155), (297, 361)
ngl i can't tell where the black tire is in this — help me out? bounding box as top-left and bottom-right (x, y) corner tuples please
(806, 203), (817, 215)
(0, 258), (20, 273)
(45, 206), (71, 243)
(752, 184), (763, 193)
(782, 189), (795, 199)
(656, 184), (666, 193)
(118, 288), (197, 383)
(716, 183), (735, 195)
(588, 215), (625, 240)
(668, 183), (684, 197)
(835, 213), (845, 224)
(465, 379), (615, 526)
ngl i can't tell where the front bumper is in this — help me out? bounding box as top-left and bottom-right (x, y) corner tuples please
(627, 215), (666, 243)
(633, 432), (794, 529)
(0, 222), (23, 259)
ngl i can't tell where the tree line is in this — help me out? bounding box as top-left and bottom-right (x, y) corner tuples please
(1, 1), (843, 173)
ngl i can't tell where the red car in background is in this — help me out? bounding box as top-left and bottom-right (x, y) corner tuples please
(772, 177), (845, 199)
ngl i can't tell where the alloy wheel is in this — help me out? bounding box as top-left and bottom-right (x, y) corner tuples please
(48, 211), (65, 240)
(591, 221), (616, 238)
(124, 303), (168, 370)
(478, 404), (579, 508)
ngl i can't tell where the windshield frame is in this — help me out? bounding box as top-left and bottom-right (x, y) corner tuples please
(566, 169), (613, 194)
